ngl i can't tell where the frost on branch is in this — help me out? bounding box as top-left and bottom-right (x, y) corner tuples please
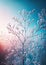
(6, 9), (46, 65)
(37, 9), (46, 30)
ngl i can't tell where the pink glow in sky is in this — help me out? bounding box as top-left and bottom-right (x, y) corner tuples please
(0, 6), (13, 46)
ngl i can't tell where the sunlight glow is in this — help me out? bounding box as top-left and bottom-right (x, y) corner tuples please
(0, 7), (12, 46)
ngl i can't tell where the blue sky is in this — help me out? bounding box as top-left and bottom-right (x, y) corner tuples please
(0, 0), (46, 14)
(0, 0), (46, 20)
